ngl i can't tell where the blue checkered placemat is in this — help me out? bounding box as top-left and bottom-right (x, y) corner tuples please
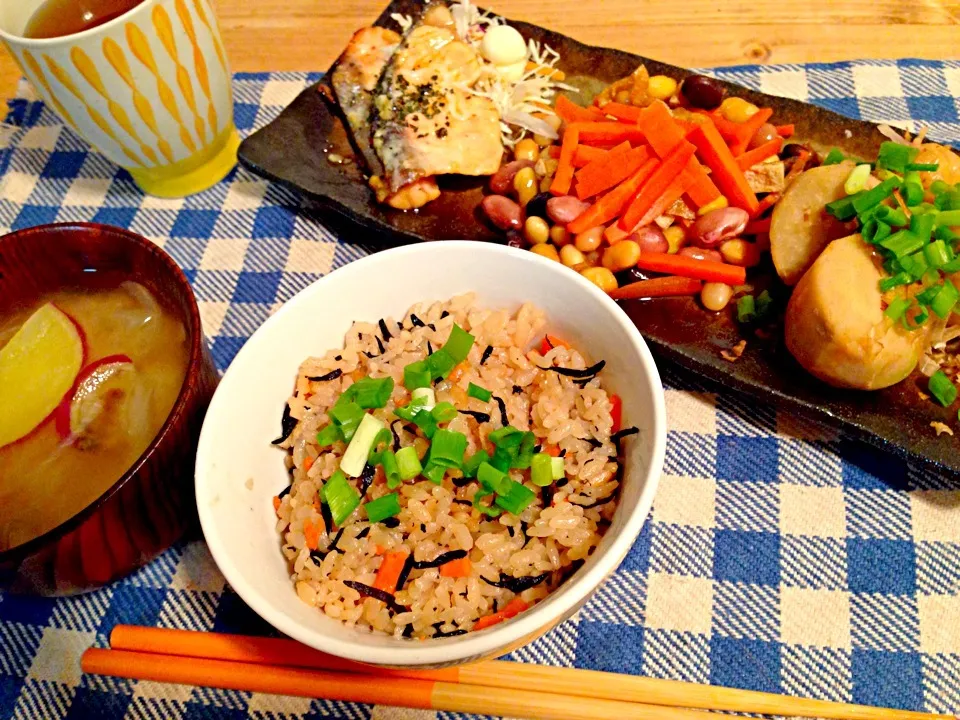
(1, 60), (960, 720)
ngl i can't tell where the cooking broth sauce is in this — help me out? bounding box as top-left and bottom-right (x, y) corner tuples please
(22, 0), (145, 39)
(0, 282), (189, 552)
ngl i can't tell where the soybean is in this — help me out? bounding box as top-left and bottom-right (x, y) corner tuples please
(514, 138), (540, 162)
(574, 226), (605, 252)
(701, 282), (734, 311)
(560, 244), (586, 267)
(513, 166), (538, 206)
(524, 216), (550, 245)
(602, 240), (641, 272)
(581, 267), (618, 293)
(530, 243), (560, 262)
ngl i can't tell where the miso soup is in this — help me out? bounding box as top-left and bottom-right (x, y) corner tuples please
(0, 281), (189, 552)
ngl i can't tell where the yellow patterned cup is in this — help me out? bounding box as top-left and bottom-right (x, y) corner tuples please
(0, 0), (239, 197)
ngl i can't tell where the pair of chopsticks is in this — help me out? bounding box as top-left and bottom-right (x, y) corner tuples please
(81, 626), (946, 720)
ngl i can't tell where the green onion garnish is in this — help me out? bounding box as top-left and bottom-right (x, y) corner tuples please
(494, 479), (536, 515)
(513, 431), (537, 470)
(929, 370), (957, 407)
(341, 413), (387, 477)
(411, 387), (436, 410)
(551, 456), (565, 480)
(467, 383), (492, 402)
(443, 324), (475, 364)
(905, 162), (939, 172)
(490, 447), (512, 472)
(422, 462), (447, 485)
(879, 272), (913, 292)
(477, 462), (508, 494)
(345, 376), (395, 409)
(911, 212), (936, 242)
(902, 181), (924, 207)
(946, 192), (960, 211)
(530, 453), (553, 487)
(472, 489), (502, 517)
(825, 195), (858, 221)
(329, 399), (365, 442)
(403, 360), (432, 391)
(462, 449), (490, 477)
(930, 180), (952, 196)
(924, 239), (950, 269)
(426, 349), (457, 380)
(844, 163), (872, 195)
(823, 148), (846, 165)
(884, 297), (912, 321)
(364, 493), (401, 523)
(935, 225), (958, 242)
(737, 294), (756, 323)
(902, 304), (929, 330)
(316, 424), (342, 447)
(368, 427), (393, 464)
(488, 425), (520, 444)
(380, 450), (401, 489)
(852, 177), (901, 214)
(430, 401), (458, 424)
(876, 206), (908, 227)
(411, 409), (438, 439)
(935, 210), (960, 227)
(395, 446), (423, 481)
(322, 470), (361, 525)
(900, 251), (929, 280)
(876, 142), (919, 173)
(427, 429), (467, 469)
(879, 230), (923, 258)
(931, 281), (959, 318)
(916, 284), (942, 307)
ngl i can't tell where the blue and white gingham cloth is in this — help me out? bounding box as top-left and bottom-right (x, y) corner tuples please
(1, 60), (960, 720)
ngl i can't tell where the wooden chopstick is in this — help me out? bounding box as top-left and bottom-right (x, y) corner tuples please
(106, 626), (947, 720)
(81, 648), (713, 720)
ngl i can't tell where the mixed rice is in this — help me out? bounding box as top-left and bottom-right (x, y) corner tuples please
(271, 294), (634, 639)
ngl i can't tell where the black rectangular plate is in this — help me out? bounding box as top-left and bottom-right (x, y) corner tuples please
(237, 0), (960, 475)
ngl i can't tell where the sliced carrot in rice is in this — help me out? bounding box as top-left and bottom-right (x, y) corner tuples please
(374, 551), (409, 594)
(610, 394), (622, 434)
(473, 597), (529, 631)
(272, 496), (282, 513)
(440, 557), (472, 578)
(303, 456), (314, 472)
(303, 519), (321, 551)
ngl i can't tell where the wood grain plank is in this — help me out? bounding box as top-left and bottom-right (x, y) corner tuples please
(1, 0), (958, 103)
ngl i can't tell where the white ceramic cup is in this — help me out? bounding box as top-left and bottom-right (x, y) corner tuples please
(0, 0), (238, 197)
(195, 242), (667, 668)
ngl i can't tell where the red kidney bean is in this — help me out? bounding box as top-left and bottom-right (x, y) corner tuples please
(628, 225), (668, 254)
(490, 160), (536, 194)
(689, 207), (749, 247)
(748, 123), (779, 150)
(482, 195), (523, 230)
(679, 246), (723, 263)
(546, 196), (590, 225)
(680, 74), (725, 110)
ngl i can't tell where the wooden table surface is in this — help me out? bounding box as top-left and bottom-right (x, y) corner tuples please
(1, 0), (959, 101)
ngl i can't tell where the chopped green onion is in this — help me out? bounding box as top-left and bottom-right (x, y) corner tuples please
(823, 148), (846, 165)
(490, 447), (512, 472)
(316, 424), (342, 447)
(411, 387), (436, 411)
(472, 489), (502, 517)
(329, 399), (365, 442)
(931, 281), (959, 319)
(513, 431), (537, 470)
(924, 239), (950, 268)
(902, 304), (929, 330)
(422, 462), (446, 485)
(911, 212), (937, 242)
(737, 294), (756, 324)
(443, 324), (475, 364)
(916, 283), (942, 307)
(900, 251), (929, 280)
(931, 180), (952, 196)
(879, 230), (923, 258)
(942, 257), (960, 274)
(902, 182), (924, 207)
(380, 449), (401, 488)
(488, 425), (520, 445)
(462, 449), (491, 478)
(825, 195), (858, 221)
(929, 370), (958, 407)
(411, 409), (438, 439)
(322, 470), (361, 525)
(341, 413), (387, 477)
(755, 290), (774, 320)
(494, 479), (536, 515)
(368, 427), (393, 463)
(477, 462), (508, 494)
(468, 383), (492, 402)
(430, 401), (458, 424)
(945, 192), (960, 211)
(428, 429), (467, 469)
(403, 360), (432, 391)
(364, 493), (401, 523)
(844, 163), (872, 195)
(852, 177), (901, 214)
(426, 348), (457, 380)
(884, 297), (912, 321)
(879, 272), (913, 292)
(395, 446), (423, 481)
(935, 225), (958, 243)
(935, 210), (960, 227)
(551, 456), (565, 480)
(876, 206), (908, 227)
(346, 377), (395, 409)
(876, 142), (919, 173)
(530, 453), (554, 487)
(906, 162), (939, 172)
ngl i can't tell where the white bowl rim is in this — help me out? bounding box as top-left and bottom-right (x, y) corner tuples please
(196, 241), (666, 667)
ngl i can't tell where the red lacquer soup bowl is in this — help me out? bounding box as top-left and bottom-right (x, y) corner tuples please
(0, 223), (218, 594)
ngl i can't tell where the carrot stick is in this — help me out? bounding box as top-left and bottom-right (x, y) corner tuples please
(608, 275), (703, 300)
(575, 145), (650, 200)
(555, 95), (604, 124)
(303, 519), (321, 551)
(610, 394), (622, 433)
(634, 253), (747, 285)
(569, 122), (645, 146)
(604, 223), (635, 244)
(572, 145), (609, 168)
(439, 557), (472, 578)
(735, 137), (783, 171)
(752, 192), (781, 218)
(373, 551), (408, 594)
(687, 121), (759, 215)
(744, 218), (772, 234)
(638, 101), (719, 207)
(631, 166), (696, 229)
(599, 102), (642, 123)
(549, 125), (580, 196)
(539, 334), (570, 355)
(473, 598), (529, 631)
(729, 107), (774, 156)
(775, 123), (795, 138)
(567, 158), (659, 235)
(619, 141), (696, 230)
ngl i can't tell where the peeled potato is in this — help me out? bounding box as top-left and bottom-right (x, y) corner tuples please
(785, 234), (926, 390)
(913, 143), (960, 188)
(770, 162), (853, 286)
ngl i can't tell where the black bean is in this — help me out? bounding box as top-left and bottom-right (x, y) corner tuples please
(307, 368), (343, 382)
(680, 74), (725, 110)
(271, 404), (297, 445)
(525, 192), (552, 219)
